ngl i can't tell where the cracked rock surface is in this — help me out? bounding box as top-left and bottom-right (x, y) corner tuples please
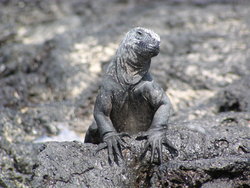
(31, 112), (250, 187)
(0, 0), (250, 187)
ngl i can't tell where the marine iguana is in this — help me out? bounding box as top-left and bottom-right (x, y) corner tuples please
(84, 27), (178, 164)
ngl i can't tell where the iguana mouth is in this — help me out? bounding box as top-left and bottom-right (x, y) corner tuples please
(148, 45), (160, 56)
(147, 40), (160, 52)
(137, 42), (160, 57)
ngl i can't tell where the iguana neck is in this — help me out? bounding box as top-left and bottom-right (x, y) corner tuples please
(116, 56), (150, 87)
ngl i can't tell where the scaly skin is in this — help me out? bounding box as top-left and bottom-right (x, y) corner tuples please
(84, 27), (178, 165)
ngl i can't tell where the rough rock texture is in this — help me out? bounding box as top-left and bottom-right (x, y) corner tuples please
(217, 76), (250, 113)
(0, 0), (250, 187)
(31, 112), (250, 187)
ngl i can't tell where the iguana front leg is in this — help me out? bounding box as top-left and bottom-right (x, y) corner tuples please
(94, 88), (129, 165)
(137, 83), (178, 163)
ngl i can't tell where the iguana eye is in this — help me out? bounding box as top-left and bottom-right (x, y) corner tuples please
(136, 31), (143, 36)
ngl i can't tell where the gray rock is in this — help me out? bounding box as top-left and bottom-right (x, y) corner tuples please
(217, 76), (250, 112)
(0, 0), (250, 187)
(31, 113), (250, 187)
(0, 139), (41, 188)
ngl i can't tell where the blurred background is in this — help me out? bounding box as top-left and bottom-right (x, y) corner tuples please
(1, 0), (250, 187)
(0, 0), (249, 143)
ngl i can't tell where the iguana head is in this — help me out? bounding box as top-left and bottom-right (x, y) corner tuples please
(109, 27), (161, 86)
(121, 27), (160, 59)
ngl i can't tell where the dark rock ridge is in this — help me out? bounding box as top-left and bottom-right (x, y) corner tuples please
(31, 112), (250, 187)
